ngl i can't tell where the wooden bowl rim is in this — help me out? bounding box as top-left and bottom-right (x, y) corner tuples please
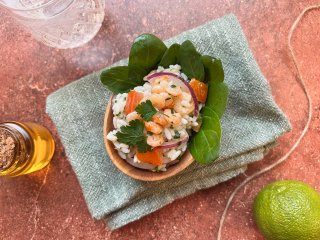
(103, 95), (194, 181)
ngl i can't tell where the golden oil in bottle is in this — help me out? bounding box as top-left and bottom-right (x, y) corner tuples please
(0, 122), (55, 176)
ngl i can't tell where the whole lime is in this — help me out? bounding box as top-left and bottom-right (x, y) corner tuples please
(253, 180), (320, 240)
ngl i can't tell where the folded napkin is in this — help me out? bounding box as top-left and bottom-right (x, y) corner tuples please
(46, 14), (291, 230)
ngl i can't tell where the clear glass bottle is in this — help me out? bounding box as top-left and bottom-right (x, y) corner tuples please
(0, 122), (55, 176)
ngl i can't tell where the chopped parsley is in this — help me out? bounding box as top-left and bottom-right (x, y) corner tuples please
(165, 97), (171, 101)
(173, 130), (181, 139)
(152, 166), (161, 172)
(170, 84), (176, 88)
(116, 120), (151, 153)
(135, 100), (157, 121)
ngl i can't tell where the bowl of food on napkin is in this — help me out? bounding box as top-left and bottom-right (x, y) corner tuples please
(101, 33), (228, 181)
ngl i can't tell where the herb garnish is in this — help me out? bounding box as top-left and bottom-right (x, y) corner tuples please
(152, 166), (161, 172)
(116, 120), (151, 153)
(135, 100), (157, 121)
(173, 130), (181, 139)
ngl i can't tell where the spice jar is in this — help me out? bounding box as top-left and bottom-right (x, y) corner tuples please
(0, 122), (55, 176)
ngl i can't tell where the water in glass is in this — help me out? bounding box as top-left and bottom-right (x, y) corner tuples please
(0, 0), (105, 49)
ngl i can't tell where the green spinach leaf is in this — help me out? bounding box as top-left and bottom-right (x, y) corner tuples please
(100, 66), (138, 93)
(129, 33), (167, 72)
(201, 55), (228, 118)
(159, 43), (180, 68)
(188, 54), (228, 164)
(206, 81), (229, 118)
(201, 106), (222, 139)
(201, 55), (224, 83)
(178, 40), (205, 81)
(128, 64), (148, 86)
(189, 106), (221, 164)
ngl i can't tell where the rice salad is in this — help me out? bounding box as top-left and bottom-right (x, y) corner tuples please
(101, 33), (227, 173)
(107, 64), (208, 171)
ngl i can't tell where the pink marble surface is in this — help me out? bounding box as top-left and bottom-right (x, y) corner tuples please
(0, 1), (320, 239)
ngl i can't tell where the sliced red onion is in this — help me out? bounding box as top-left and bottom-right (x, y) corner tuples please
(145, 71), (180, 80)
(166, 159), (180, 167)
(181, 136), (189, 143)
(128, 150), (135, 159)
(163, 156), (173, 164)
(146, 72), (199, 117)
(160, 135), (189, 149)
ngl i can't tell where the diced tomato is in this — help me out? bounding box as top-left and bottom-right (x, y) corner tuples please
(136, 147), (163, 166)
(189, 79), (208, 103)
(124, 91), (144, 114)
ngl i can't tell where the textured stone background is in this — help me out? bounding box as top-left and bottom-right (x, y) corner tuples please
(0, 1), (320, 239)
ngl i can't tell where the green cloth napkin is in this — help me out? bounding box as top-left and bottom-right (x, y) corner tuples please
(46, 14), (291, 230)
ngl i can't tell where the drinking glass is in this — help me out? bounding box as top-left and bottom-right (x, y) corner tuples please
(0, 0), (105, 49)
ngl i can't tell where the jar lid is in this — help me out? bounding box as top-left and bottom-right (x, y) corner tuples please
(0, 127), (17, 171)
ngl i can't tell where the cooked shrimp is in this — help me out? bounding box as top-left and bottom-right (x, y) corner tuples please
(151, 85), (164, 94)
(149, 94), (166, 109)
(147, 134), (164, 147)
(160, 92), (174, 108)
(152, 113), (168, 127)
(145, 121), (163, 134)
(160, 78), (169, 87)
(164, 109), (181, 126)
(159, 92), (175, 108)
(174, 102), (194, 116)
(174, 94), (194, 115)
(166, 82), (182, 96)
(151, 77), (169, 93)
(181, 92), (192, 101)
(126, 111), (141, 122)
(165, 97), (175, 108)
(151, 76), (169, 85)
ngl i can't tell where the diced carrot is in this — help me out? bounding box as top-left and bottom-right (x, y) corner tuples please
(136, 147), (163, 166)
(124, 91), (144, 114)
(189, 79), (208, 103)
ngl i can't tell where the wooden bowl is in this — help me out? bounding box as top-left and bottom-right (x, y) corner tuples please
(103, 95), (194, 181)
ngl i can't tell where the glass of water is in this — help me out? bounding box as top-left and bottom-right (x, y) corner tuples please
(0, 0), (105, 49)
